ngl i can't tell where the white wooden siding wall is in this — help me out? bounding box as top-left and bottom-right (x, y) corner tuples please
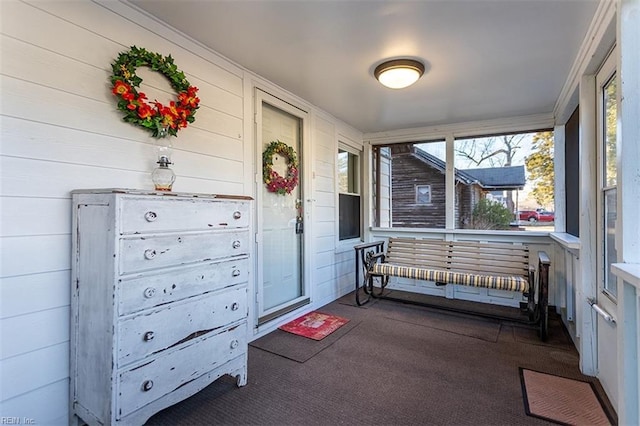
(311, 116), (339, 303)
(0, 2), (243, 423)
(0, 1), (361, 423)
(334, 129), (366, 299)
(310, 115), (362, 305)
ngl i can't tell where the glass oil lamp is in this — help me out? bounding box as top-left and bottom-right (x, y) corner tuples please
(152, 155), (175, 191)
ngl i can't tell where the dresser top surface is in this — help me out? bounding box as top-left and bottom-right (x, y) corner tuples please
(71, 188), (253, 201)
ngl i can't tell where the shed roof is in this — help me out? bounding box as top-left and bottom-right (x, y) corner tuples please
(409, 147), (526, 190)
(460, 166), (526, 190)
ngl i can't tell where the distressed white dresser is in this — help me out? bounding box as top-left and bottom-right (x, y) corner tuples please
(70, 189), (251, 426)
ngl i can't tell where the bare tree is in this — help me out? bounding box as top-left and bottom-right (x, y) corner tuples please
(455, 134), (525, 167)
(455, 134), (525, 214)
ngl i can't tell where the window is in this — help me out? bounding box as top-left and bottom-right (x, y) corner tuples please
(338, 147), (361, 240)
(454, 131), (554, 231)
(372, 140), (446, 228)
(415, 185), (432, 204)
(371, 131), (554, 231)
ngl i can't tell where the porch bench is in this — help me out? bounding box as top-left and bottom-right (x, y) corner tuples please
(354, 238), (551, 340)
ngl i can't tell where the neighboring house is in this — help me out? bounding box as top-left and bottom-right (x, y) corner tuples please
(460, 165), (527, 216)
(390, 144), (524, 228)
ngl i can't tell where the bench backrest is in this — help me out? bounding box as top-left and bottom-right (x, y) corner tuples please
(386, 237), (530, 279)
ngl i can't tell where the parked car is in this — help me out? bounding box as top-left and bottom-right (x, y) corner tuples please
(536, 210), (555, 222)
(518, 210), (555, 222)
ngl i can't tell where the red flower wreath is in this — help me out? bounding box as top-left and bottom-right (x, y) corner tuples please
(110, 46), (200, 138)
(262, 141), (299, 195)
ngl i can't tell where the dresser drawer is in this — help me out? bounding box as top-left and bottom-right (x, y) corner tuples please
(117, 323), (246, 419)
(118, 285), (247, 366)
(118, 257), (249, 315)
(119, 230), (249, 274)
(119, 197), (249, 234)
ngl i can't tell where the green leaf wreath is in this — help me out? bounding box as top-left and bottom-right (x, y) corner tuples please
(110, 46), (200, 138)
(262, 141), (299, 195)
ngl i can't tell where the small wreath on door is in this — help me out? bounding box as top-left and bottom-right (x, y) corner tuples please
(262, 140), (299, 195)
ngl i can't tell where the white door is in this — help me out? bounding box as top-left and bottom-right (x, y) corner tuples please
(255, 89), (309, 324)
(594, 49), (618, 407)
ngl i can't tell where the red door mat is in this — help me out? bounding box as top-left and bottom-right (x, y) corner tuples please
(279, 312), (350, 341)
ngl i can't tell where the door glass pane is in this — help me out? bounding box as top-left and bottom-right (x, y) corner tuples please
(603, 76), (617, 187)
(604, 188), (617, 297)
(602, 74), (617, 298)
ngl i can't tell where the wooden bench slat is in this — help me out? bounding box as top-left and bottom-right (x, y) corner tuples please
(372, 237), (532, 291)
(446, 240), (529, 251)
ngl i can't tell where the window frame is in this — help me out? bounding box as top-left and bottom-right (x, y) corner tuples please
(415, 184), (432, 205)
(370, 126), (554, 232)
(337, 144), (362, 242)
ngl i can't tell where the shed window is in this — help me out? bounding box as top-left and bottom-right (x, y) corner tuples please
(415, 185), (432, 204)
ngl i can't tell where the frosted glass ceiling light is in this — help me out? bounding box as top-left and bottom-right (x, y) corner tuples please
(374, 59), (425, 89)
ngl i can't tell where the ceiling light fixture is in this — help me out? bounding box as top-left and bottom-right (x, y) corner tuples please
(374, 59), (425, 89)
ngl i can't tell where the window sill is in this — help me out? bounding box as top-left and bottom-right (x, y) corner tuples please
(550, 232), (581, 251)
(369, 227), (551, 237)
(612, 263), (640, 290)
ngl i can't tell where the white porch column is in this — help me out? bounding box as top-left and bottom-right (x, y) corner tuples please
(578, 74), (598, 376)
(445, 133), (455, 230)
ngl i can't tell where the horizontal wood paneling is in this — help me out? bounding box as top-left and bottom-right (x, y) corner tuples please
(0, 342), (68, 401)
(313, 191), (335, 208)
(1, 307), (69, 359)
(2, 116), (244, 165)
(1, 235), (71, 278)
(314, 206), (336, 223)
(314, 160), (334, 181)
(0, 271), (70, 319)
(314, 145), (335, 171)
(313, 221), (335, 238)
(0, 197), (71, 237)
(314, 176), (334, 193)
(0, 156), (242, 199)
(0, 379), (68, 424)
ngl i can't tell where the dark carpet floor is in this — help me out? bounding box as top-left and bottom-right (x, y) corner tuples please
(146, 292), (616, 426)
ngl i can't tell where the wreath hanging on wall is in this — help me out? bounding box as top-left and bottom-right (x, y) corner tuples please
(110, 46), (200, 138)
(262, 140), (299, 195)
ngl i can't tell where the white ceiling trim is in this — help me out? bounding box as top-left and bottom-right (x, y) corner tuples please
(364, 113), (554, 145)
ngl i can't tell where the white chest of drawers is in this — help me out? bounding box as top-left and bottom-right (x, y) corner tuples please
(70, 189), (251, 426)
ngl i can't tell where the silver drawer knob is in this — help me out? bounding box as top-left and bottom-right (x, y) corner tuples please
(143, 287), (156, 298)
(231, 302), (239, 311)
(230, 339), (239, 349)
(233, 211), (242, 219)
(143, 331), (155, 341)
(232, 269), (241, 277)
(144, 211), (157, 222)
(232, 240), (241, 249)
(144, 249), (157, 260)
(142, 380), (154, 391)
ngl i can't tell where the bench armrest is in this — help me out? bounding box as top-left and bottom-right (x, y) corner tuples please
(538, 251), (550, 265)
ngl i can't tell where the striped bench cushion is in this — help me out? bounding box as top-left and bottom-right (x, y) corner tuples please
(371, 263), (528, 293)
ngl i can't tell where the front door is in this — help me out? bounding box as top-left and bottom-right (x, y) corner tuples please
(595, 48), (618, 408)
(255, 89), (309, 325)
